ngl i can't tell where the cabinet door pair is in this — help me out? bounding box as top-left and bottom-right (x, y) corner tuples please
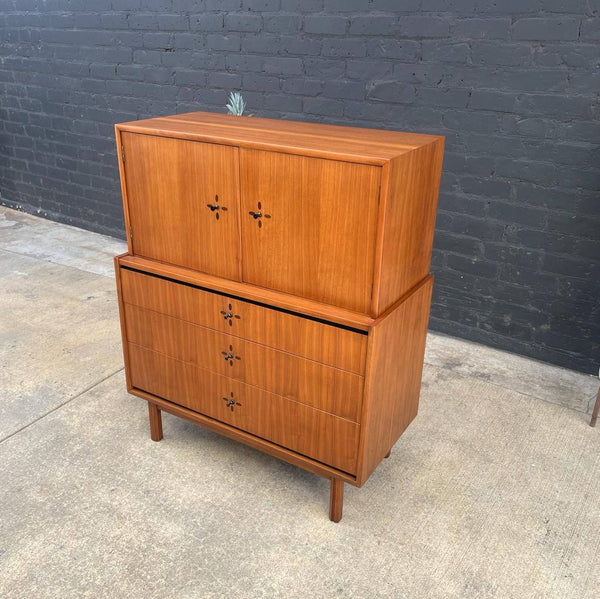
(121, 133), (381, 313)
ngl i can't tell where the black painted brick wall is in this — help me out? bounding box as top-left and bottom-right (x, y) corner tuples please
(0, 1), (598, 374)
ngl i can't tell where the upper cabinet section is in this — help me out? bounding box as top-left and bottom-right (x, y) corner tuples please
(240, 149), (380, 313)
(116, 112), (444, 317)
(120, 132), (240, 280)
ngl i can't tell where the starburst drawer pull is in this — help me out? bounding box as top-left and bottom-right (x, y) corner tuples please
(221, 344), (241, 366)
(222, 391), (242, 412)
(219, 303), (241, 326)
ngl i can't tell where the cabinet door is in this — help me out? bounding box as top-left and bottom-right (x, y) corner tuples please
(240, 149), (381, 313)
(121, 132), (240, 280)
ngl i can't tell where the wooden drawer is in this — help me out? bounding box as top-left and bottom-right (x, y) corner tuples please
(128, 344), (359, 474)
(120, 267), (367, 374)
(124, 303), (363, 422)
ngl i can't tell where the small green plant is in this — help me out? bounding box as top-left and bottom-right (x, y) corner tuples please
(226, 91), (246, 116)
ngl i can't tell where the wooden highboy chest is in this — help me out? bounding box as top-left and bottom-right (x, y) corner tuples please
(113, 111), (444, 522)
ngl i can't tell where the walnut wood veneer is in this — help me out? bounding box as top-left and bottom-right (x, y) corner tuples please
(114, 111), (444, 521)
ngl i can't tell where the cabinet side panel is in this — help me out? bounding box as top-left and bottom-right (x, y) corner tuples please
(357, 277), (433, 485)
(375, 139), (444, 314)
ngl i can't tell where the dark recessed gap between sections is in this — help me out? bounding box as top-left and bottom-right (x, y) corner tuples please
(120, 265), (368, 336)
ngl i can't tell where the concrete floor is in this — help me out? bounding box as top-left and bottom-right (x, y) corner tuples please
(1, 206), (598, 598)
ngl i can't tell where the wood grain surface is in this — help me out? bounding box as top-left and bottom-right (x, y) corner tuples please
(121, 132), (241, 279)
(124, 303), (364, 421)
(117, 110), (442, 164)
(118, 254), (374, 330)
(373, 139), (445, 314)
(357, 276), (433, 485)
(120, 266), (368, 374)
(131, 387), (358, 485)
(240, 148), (381, 313)
(128, 344), (360, 474)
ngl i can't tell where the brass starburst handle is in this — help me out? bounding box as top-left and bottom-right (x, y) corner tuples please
(219, 303), (241, 327)
(206, 194), (228, 220)
(222, 391), (242, 412)
(248, 201), (271, 228)
(221, 344), (241, 366)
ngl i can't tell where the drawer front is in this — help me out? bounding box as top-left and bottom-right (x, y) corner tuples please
(120, 267), (367, 374)
(124, 304), (363, 422)
(128, 344), (359, 474)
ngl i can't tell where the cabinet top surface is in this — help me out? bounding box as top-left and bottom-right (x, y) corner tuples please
(116, 111), (443, 164)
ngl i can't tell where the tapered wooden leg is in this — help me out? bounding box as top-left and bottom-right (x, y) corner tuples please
(590, 387), (600, 427)
(384, 450), (391, 458)
(148, 402), (163, 441)
(329, 478), (344, 523)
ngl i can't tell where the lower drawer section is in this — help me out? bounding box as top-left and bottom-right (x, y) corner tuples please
(128, 344), (359, 474)
(124, 303), (363, 422)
